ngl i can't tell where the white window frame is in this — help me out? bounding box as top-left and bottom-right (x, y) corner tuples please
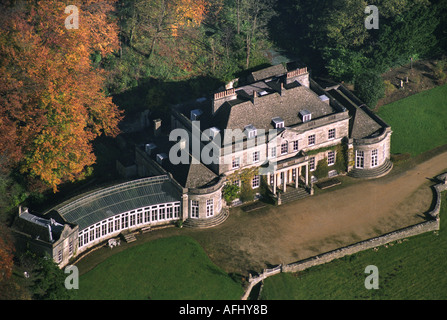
(371, 149), (378, 168)
(328, 150), (336, 166)
(252, 175), (260, 189)
(253, 151), (260, 163)
(308, 134), (316, 146)
(281, 142), (288, 155)
(166, 205), (173, 219)
(206, 199), (214, 217)
(309, 157), (316, 171)
(247, 130), (257, 139)
(232, 157), (240, 169)
(328, 128), (336, 140)
(151, 207), (158, 222)
(245, 125), (257, 139)
(269, 146), (277, 159)
(356, 150), (364, 169)
(191, 200), (199, 218)
(293, 140), (299, 151)
(275, 121), (284, 129)
(303, 114), (312, 122)
(159, 205), (166, 221)
(174, 205), (180, 218)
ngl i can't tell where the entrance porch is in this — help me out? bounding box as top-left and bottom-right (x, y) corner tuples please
(266, 157), (311, 195)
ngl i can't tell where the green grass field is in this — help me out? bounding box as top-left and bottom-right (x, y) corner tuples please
(260, 192), (447, 300)
(74, 236), (244, 300)
(377, 84), (447, 156)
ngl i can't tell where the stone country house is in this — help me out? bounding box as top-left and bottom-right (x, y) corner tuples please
(12, 62), (392, 267)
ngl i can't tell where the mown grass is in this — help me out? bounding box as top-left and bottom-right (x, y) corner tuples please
(260, 192), (447, 300)
(377, 84), (447, 157)
(74, 236), (244, 300)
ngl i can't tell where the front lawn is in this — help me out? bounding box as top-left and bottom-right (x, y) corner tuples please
(377, 84), (447, 156)
(75, 236), (244, 300)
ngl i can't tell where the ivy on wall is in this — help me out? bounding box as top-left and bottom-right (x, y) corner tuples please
(226, 167), (260, 202)
(311, 144), (347, 179)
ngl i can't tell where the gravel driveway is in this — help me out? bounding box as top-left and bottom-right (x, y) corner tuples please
(177, 152), (447, 275)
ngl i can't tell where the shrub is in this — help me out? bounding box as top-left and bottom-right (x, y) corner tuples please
(433, 61), (447, 84)
(384, 80), (397, 95)
(222, 184), (240, 204)
(354, 72), (385, 108)
(314, 159), (329, 179)
(239, 182), (255, 202)
(334, 145), (347, 173)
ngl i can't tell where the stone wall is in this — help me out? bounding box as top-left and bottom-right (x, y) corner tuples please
(241, 174), (446, 299)
(282, 219), (439, 274)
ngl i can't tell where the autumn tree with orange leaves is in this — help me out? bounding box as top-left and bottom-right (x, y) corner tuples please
(119, 0), (207, 59)
(0, 0), (123, 192)
(0, 224), (15, 282)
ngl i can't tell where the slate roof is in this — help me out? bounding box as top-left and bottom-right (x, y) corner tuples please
(325, 87), (385, 139)
(173, 62), (389, 148)
(13, 211), (65, 243)
(248, 64), (288, 82)
(54, 176), (181, 231)
(207, 85), (337, 147)
(141, 135), (219, 189)
(175, 80), (337, 146)
(168, 156), (219, 189)
(350, 107), (383, 139)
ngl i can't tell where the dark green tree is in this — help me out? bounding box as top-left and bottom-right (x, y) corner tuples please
(370, 3), (440, 72)
(354, 71), (385, 108)
(31, 255), (75, 300)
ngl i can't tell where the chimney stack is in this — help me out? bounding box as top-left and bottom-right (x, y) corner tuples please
(212, 88), (237, 115)
(286, 67), (309, 87)
(153, 119), (162, 136)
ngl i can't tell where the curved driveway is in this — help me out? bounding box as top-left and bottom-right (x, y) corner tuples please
(180, 152), (447, 275)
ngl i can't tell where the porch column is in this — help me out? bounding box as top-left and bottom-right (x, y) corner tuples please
(273, 172), (277, 195)
(305, 163), (309, 186)
(295, 166), (299, 189)
(283, 171), (287, 193)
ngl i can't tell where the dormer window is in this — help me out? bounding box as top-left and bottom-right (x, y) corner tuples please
(299, 110), (312, 123)
(156, 153), (168, 165)
(208, 127), (220, 139)
(244, 124), (257, 139)
(190, 109), (203, 121)
(272, 117), (284, 129)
